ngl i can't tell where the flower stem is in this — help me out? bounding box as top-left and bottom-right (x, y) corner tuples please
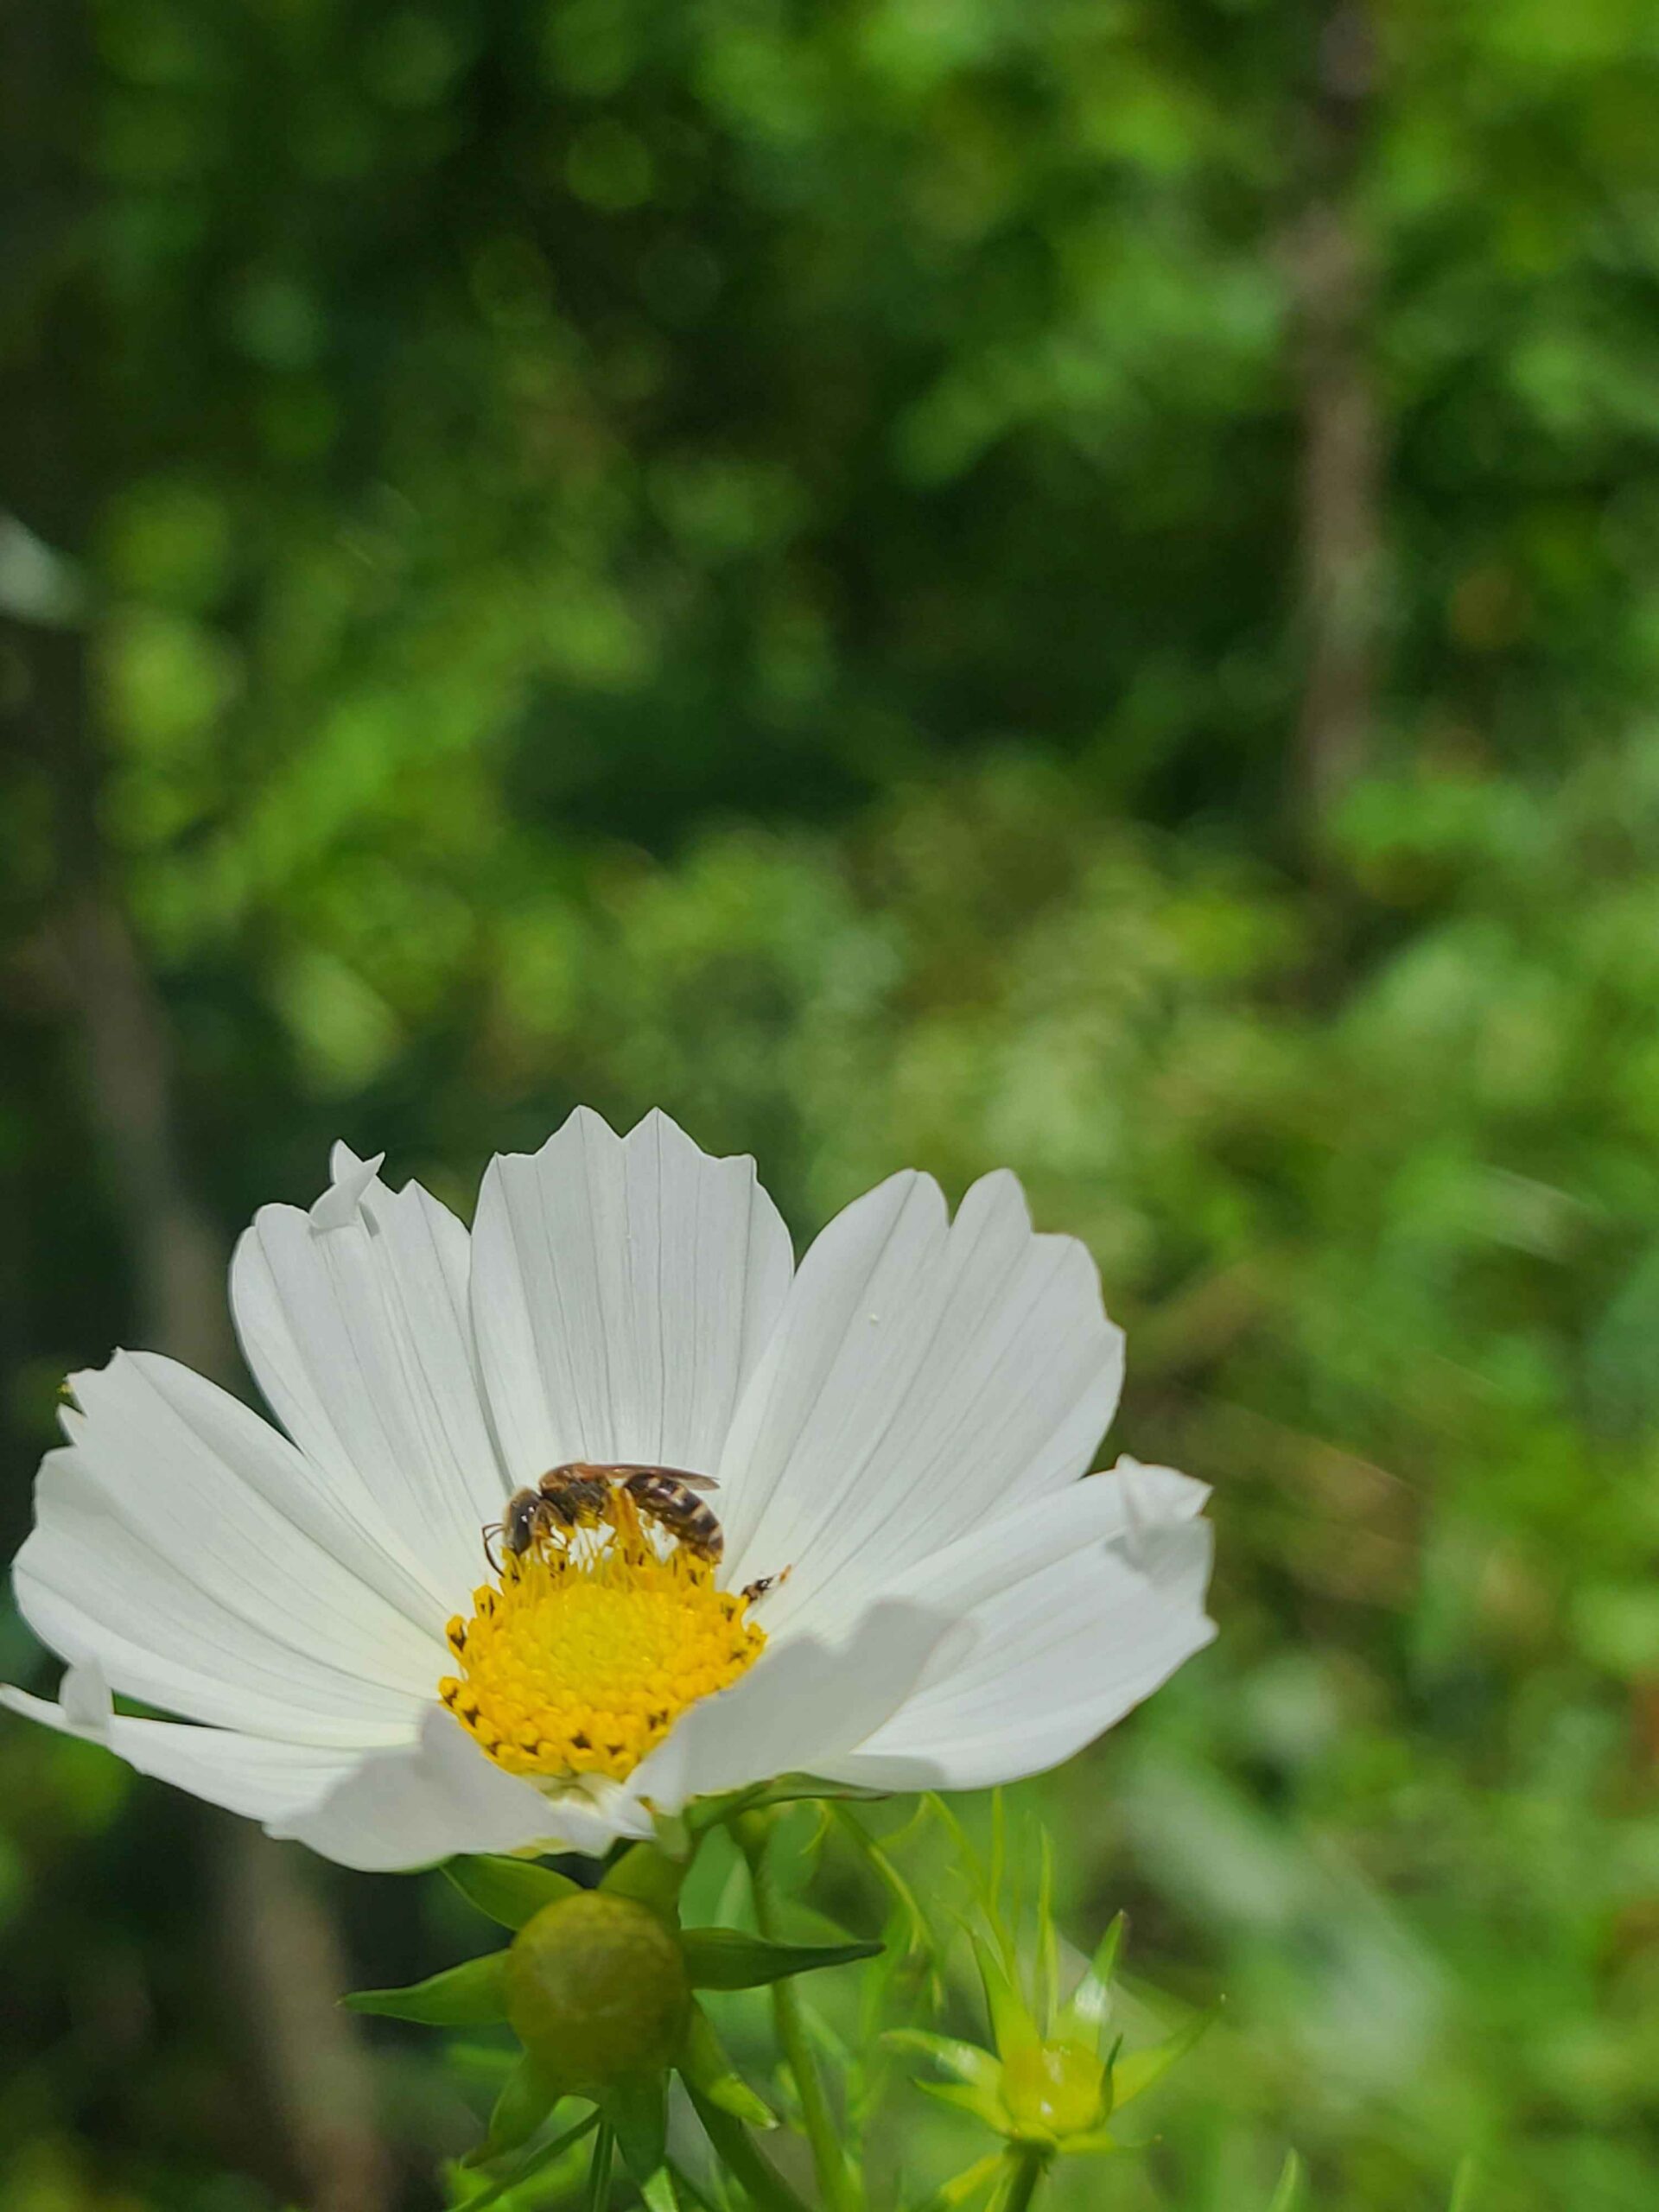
(997, 2147), (1049, 2212)
(685, 2083), (814, 2212)
(583, 2122), (615, 2211)
(740, 1818), (859, 2212)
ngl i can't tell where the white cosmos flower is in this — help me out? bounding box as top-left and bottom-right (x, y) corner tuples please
(2, 1110), (1214, 1872)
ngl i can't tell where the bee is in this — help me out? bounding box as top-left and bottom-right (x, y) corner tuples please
(486, 1462), (724, 1570)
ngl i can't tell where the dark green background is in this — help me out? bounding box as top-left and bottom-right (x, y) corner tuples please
(4, 1), (1659, 2206)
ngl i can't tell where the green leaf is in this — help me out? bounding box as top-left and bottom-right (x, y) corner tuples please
(340, 1951), (506, 2026)
(678, 2001), (777, 2128)
(1447, 2155), (1480, 2212)
(445, 1853), (580, 1929)
(1267, 2150), (1306, 2212)
(882, 2029), (1004, 2097)
(462, 2051), (563, 2168)
(681, 1926), (882, 1990)
(1111, 2005), (1217, 2108)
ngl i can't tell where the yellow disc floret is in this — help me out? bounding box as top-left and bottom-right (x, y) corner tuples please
(438, 1491), (764, 1783)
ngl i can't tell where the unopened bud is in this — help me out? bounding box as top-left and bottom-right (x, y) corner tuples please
(505, 1891), (690, 2093)
(1001, 2038), (1107, 2142)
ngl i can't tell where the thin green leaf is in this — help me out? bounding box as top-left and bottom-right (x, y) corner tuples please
(1035, 1824), (1058, 2037)
(681, 1926), (882, 1991)
(988, 1792), (1007, 1940)
(341, 1952), (506, 2027)
(1111, 2005), (1217, 2108)
(832, 1807), (933, 1955)
(583, 2122), (615, 2212)
(445, 1853), (580, 1929)
(1447, 2155), (1479, 2212)
(1267, 2150), (1306, 2212)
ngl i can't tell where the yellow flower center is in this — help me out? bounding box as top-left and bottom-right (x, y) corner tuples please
(438, 1490), (765, 1783)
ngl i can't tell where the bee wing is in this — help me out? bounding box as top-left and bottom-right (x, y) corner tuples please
(588, 1463), (719, 1491)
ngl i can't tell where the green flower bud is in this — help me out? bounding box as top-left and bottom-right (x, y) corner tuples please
(505, 1891), (691, 2093)
(1001, 2038), (1108, 2144)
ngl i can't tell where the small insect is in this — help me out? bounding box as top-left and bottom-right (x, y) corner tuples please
(738, 1569), (787, 1607)
(486, 1463), (724, 1570)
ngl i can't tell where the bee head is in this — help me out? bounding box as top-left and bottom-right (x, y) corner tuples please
(504, 1490), (543, 1556)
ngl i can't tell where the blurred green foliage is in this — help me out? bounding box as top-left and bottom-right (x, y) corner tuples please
(5, 0), (1659, 2207)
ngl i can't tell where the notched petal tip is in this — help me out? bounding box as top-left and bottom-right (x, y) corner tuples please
(309, 1148), (386, 1232)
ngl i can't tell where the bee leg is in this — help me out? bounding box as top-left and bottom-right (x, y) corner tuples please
(482, 1522), (504, 1573)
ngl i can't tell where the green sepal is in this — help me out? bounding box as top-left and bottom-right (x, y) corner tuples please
(973, 1934), (1040, 2065)
(340, 1950), (507, 2026)
(685, 2083), (815, 2212)
(906, 2148), (1013, 2212)
(601, 1840), (686, 1920)
(680, 1926), (882, 1990)
(1111, 2005), (1217, 2108)
(1055, 2130), (1122, 2157)
(1268, 2150), (1306, 2212)
(918, 2078), (1012, 2128)
(446, 1853), (581, 1929)
(679, 2000), (777, 2127)
(462, 2050), (565, 2168)
(603, 2073), (670, 2202)
(448, 2109), (600, 2212)
(1058, 1913), (1126, 2054)
(882, 2028), (1003, 2098)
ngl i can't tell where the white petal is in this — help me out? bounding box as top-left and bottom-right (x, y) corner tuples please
(274, 1707), (650, 1871)
(873, 1456), (1211, 1618)
(470, 1108), (794, 1483)
(2, 1665), (361, 1822)
(312, 1145), (386, 1228)
(819, 1483), (1214, 1792)
(721, 1170), (1124, 1631)
(15, 1353), (445, 1746)
(232, 1151), (507, 1606)
(628, 1598), (966, 1814)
